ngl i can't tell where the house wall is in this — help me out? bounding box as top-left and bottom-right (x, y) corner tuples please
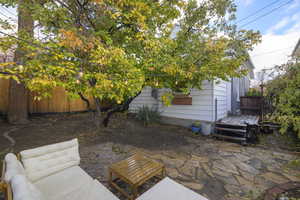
(213, 80), (230, 121)
(129, 72), (251, 131)
(231, 75), (251, 114)
(128, 86), (158, 111)
(239, 76), (251, 97)
(129, 81), (215, 122)
(231, 77), (240, 114)
(226, 81), (232, 113)
(158, 81), (214, 122)
(245, 75), (250, 92)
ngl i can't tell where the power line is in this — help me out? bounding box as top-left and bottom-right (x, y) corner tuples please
(251, 46), (294, 57)
(0, 6), (17, 17)
(0, 9), (17, 22)
(0, 14), (296, 71)
(0, 30), (82, 73)
(0, 10), (11, 20)
(239, 0), (294, 28)
(236, 0), (285, 24)
(0, 7), (17, 22)
(1, 28), (294, 62)
(0, 29), (55, 53)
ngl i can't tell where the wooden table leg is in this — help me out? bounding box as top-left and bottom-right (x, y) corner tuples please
(162, 167), (166, 178)
(108, 169), (113, 186)
(109, 169), (133, 200)
(132, 185), (138, 200)
(4, 183), (12, 200)
(0, 182), (4, 192)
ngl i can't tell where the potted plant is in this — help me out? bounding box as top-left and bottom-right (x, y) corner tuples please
(191, 121), (201, 134)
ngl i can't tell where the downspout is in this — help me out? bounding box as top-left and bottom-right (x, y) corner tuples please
(211, 80), (215, 134)
(212, 80), (218, 122)
(215, 98), (218, 122)
(211, 81), (214, 122)
(231, 77), (234, 114)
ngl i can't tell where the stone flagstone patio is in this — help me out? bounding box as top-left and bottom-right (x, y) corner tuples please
(0, 114), (299, 200)
(80, 137), (299, 200)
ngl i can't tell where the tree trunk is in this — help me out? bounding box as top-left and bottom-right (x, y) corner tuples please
(93, 97), (104, 129)
(102, 90), (142, 127)
(8, 0), (34, 124)
(78, 92), (91, 112)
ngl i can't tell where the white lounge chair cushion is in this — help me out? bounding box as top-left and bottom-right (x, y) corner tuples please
(11, 174), (46, 200)
(4, 153), (25, 183)
(50, 179), (119, 200)
(20, 139), (80, 182)
(137, 177), (209, 200)
(33, 166), (92, 199)
(87, 180), (119, 200)
(34, 166), (119, 200)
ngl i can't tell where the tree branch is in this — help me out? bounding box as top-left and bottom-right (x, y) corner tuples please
(78, 92), (91, 111)
(102, 90), (142, 127)
(52, 0), (73, 14)
(0, 71), (12, 75)
(0, 71), (20, 79)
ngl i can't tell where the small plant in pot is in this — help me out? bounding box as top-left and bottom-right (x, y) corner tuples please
(191, 121), (201, 134)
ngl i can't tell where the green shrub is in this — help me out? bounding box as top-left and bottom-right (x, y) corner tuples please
(192, 121), (201, 127)
(136, 106), (161, 126)
(245, 88), (261, 96)
(266, 62), (300, 140)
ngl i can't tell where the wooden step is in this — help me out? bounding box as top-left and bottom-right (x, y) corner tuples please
(215, 123), (247, 129)
(216, 130), (246, 137)
(213, 134), (246, 141)
(215, 127), (246, 133)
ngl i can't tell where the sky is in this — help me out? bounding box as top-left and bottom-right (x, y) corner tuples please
(235, 0), (300, 75)
(1, 1), (300, 76)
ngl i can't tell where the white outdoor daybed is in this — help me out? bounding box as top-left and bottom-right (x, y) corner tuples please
(137, 177), (208, 200)
(0, 138), (209, 200)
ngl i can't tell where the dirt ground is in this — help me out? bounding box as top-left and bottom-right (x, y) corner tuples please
(0, 113), (299, 200)
(0, 113), (192, 156)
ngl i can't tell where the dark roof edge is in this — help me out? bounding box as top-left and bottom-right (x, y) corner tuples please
(292, 38), (300, 57)
(246, 55), (255, 79)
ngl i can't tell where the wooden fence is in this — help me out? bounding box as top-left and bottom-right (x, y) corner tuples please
(240, 96), (263, 116)
(0, 79), (94, 114)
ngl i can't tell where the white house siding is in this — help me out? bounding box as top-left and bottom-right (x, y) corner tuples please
(129, 86), (157, 111)
(226, 80), (232, 113)
(245, 75), (250, 92)
(158, 81), (214, 122)
(239, 78), (246, 97)
(213, 80), (230, 121)
(129, 81), (215, 122)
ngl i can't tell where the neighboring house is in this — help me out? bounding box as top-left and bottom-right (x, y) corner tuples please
(231, 59), (254, 115)
(292, 38), (300, 60)
(129, 59), (255, 133)
(0, 51), (14, 63)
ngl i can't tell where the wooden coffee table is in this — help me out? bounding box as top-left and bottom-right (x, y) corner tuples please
(109, 153), (165, 200)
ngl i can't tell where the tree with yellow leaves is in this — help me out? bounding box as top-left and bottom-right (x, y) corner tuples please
(0, 0), (260, 126)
